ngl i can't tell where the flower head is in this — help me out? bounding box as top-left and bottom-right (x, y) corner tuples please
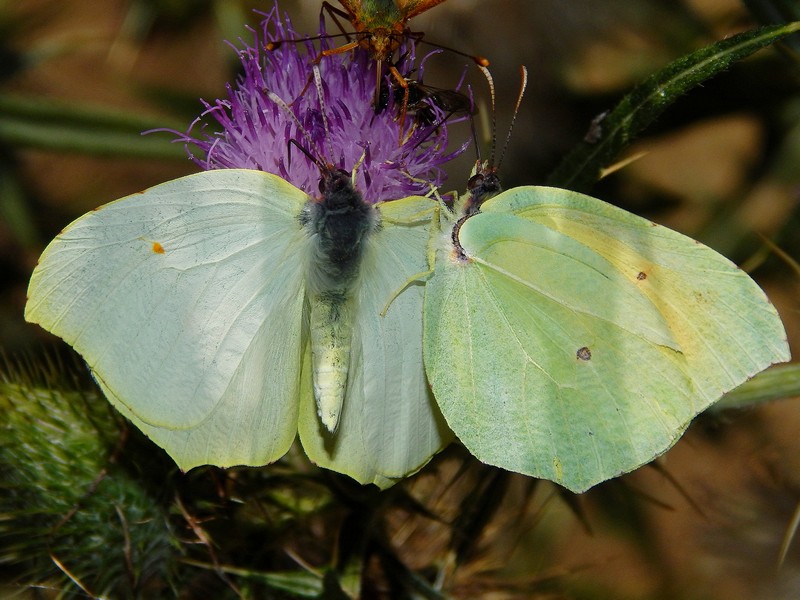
(171, 4), (469, 202)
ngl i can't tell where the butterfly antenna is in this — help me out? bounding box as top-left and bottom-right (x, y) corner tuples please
(495, 65), (528, 170)
(469, 110), (481, 162)
(477, 64), (498, 167)
(263, 88), (323, 170)
(312, 64), (337, 164)
(287, 138), (325, 172)
(351, 148), (368, 186)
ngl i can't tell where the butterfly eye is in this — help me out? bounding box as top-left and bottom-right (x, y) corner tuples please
(484, 173), (501, 193)
(467, 173), (484, 191)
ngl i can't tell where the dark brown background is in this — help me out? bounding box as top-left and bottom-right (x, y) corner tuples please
(2, 1), (799, 597)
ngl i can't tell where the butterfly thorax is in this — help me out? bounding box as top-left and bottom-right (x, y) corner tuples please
(443, 162), (503, 262)
(303, 168), (377, 293)
(464, 162), (502, 216)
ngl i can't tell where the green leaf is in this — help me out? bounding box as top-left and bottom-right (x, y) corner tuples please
(0, 93), (186, 159)
(711, 363), (800, 411)
(0, 160), (38, 248)
(546, 22), (800, 191)
(743, 0), (800, 57)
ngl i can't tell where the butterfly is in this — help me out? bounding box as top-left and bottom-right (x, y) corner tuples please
(422, 68), (790, 493)
(25, 166), (451, 489)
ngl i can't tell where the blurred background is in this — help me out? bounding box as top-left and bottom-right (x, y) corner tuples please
(2, 0), (800, 597)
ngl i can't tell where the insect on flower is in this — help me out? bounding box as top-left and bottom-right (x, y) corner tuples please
(270, 1), (487, 134)
(176, 3), (468, 201)
(378, 75), (473, 128)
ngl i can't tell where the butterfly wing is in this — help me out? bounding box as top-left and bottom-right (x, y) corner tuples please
(424, 185), (789, 492)
(299, 196), (452, 488)
(26, 169), (311, 470)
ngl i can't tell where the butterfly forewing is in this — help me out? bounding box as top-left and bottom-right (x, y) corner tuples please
(26, 170), (311, 470)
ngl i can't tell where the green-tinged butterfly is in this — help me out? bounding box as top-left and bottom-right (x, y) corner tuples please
(422, 66), (790, 493)
(25, 158), (451, 489)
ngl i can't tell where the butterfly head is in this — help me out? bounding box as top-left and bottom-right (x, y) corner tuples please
(460, 65), (528, 216)
(467, 161), (502, 207)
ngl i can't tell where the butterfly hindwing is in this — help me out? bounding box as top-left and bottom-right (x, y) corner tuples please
(299, 195), (452, 488)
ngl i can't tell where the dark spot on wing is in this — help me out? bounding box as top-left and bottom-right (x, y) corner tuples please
(636, 271), (647, 281)
(576, 346), (592, 361)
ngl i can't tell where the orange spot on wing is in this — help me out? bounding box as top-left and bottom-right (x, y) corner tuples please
(152, 242), (165, 254)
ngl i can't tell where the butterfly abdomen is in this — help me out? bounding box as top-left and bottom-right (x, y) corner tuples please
(309, 290), (355, 431)
(304, 169), (378, 432)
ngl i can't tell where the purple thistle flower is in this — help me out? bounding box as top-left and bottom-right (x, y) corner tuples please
(169, 3), (469, 203)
